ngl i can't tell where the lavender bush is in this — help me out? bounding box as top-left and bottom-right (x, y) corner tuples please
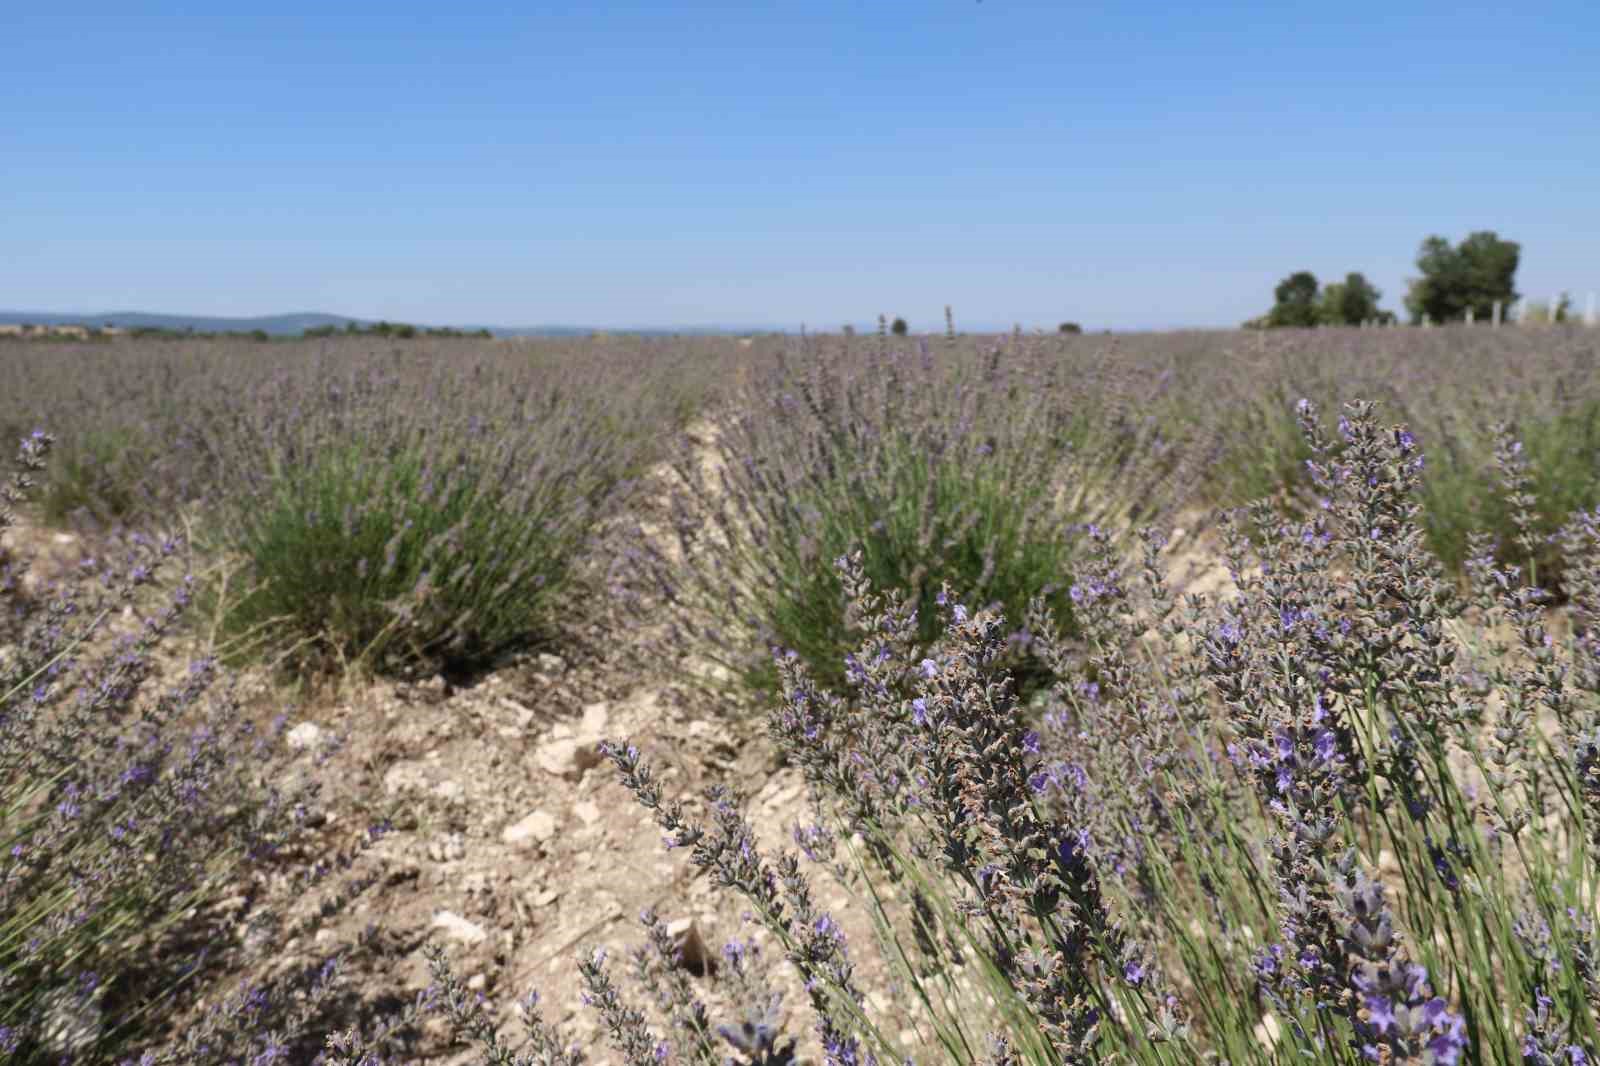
(0, 432), (415, 1063)
(0, 334), (767, 678)
(184, 351), (649, 677)
(1157, 325), (1600, 585)
(517, 399), (1599, 1066)
(624, 322), (1180, 702)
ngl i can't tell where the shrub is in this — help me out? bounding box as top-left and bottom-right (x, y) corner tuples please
(625, 333), (1175, 705)
(192, 353), (642, 678)
(37, 423), (154, 525)
(0, 428), (406, 1056)
(1181, 330), (1600, 590)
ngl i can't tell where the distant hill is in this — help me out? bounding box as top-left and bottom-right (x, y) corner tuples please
(0, 310), (364, 335)
(0, 310), (782, 338)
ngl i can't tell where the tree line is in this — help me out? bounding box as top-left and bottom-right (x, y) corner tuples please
(1247, 230), (1563, 329)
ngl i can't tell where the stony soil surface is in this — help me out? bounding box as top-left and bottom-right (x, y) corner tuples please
(3, 468), (1240, 1065)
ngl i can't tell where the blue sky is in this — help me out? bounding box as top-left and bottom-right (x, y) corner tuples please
(4, 3), (1595, 331)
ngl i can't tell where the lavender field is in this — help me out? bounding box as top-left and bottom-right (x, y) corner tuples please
(1, 322), (1598, 1065)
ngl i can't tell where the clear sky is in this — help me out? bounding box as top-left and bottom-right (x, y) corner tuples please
(4, 3), (1595, 331)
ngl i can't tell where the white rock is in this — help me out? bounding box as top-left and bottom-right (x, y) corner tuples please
(383, 761), (435, 795)
(502, 810), (557, 848)
(572, 800), (601, 826)
(286, 722), (324, 751)
(427, 833), (466, 863)
(579, 701), (610, 736)
(498, 697), (537, 730)
(535, 737), (604, 781)
(432, 779), (465, 802)
(432, 910), (487, 946)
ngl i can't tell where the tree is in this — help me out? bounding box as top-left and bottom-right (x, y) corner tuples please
(890, 316), (909, 336)
(1058, 322), (1082, 334)
(1318, 272), (1384, 326)
(1404, 231), (1520, 324)
(1268, 271), (1321, 328)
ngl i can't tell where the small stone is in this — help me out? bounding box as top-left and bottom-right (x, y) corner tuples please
(427, 833), (466, 863)
(498, 697), (537, 730)
(502, 811), (557, 849)
(432, 910), (487, 946)
(529, 888), (559, 907)
(579, 701), (609, 737)
(466, 972), (488, 992)
(432, 779), (465, 803)
(535, 653), (567, 675)
(383, 761), (434, 795)
(535, 737), (604, 781)
(572, 800), (601, 827)
(285, 722), (324, 751)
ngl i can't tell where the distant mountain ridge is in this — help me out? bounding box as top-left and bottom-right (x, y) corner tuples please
(0, 309), (778, 337)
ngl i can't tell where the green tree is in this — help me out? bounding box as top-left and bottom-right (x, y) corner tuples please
(1058, 322), (1083, 334)
(1268, 271), (1321, 328)
(890, 316), (909, 336)
(1404, 231), (1520, 324)
(1318, 272), (1384, 326)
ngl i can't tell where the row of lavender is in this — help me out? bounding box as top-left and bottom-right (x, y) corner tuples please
(0, 323), (1595, 1062)
(592, 399), (1600, 1066)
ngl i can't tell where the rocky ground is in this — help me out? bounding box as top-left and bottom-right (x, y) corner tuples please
(212, 507), (1237, 1064)
(3, 462), (1238, 1065)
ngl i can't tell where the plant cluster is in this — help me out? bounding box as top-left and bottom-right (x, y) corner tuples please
(456, 400), (1599, 1066)
(621, 327), (1181, 702)
(0, 434), (416, 1064)
(0, 334), (766, 680)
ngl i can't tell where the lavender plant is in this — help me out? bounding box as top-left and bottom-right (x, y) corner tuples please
(0, 334), (765, 680)
(0, 432), (417, 1064)
(576, 398), (1599, 1065)
(186, 349), (653, 678)
(624, 326), (1177, 703)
